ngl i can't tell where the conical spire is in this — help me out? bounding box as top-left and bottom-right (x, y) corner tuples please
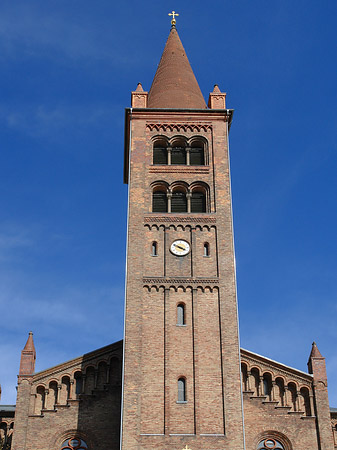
(309, 341), (323, 360)
(23, 331), (35, 352)
(19, 331), (36, 376)
(147, 27), (206, 109)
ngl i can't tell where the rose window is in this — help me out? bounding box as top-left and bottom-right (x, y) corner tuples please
(257, 438), (284, 450)
(61, 438), (88, 450)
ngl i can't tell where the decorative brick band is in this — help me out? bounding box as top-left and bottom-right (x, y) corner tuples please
(146, 123), (213, 133)
(144, 215), (216, 224)
(143, 277), (219, 285)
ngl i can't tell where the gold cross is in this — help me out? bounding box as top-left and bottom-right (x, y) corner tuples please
(168, 10), (179, 26)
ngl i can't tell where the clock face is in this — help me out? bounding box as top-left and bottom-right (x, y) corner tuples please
(170, 240), (190, 256)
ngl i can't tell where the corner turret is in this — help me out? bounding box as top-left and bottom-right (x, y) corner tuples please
(19, 332), (36, 377)
(308, 342), (334, 449)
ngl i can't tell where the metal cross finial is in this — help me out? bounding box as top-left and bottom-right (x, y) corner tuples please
(168, 10), (179, 27)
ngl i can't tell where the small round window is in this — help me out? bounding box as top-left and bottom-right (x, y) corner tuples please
(257, 438), (284, 450)
(61, 438), (88, 450)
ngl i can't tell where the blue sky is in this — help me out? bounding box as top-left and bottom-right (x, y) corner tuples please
(0, 0), (336, 406)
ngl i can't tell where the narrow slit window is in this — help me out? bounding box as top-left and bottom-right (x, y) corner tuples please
(152, 241), (158, 256)
(178, 378), (186, 402)
(204, 243), (210, 257)
(177, 304), (185, 325)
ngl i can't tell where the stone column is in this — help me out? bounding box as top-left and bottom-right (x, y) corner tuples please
(167, 147), (172, 165)
(186, 147), (191, 165)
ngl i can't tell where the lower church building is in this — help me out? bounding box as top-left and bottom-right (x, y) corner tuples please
(1, 21), (336, 450)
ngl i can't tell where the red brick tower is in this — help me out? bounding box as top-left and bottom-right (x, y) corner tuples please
(308, 342), (335, 449)
(11, 332), (36, 450)
(121, 23), (245, 450)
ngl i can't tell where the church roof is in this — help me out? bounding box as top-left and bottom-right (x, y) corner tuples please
(147, 27), (206, 109)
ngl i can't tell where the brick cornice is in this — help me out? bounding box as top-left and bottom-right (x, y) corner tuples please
(143, 277), (219, 285)
(144, 215), (216, 224)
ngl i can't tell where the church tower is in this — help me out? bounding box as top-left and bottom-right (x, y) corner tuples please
(122, 20), (245, 450)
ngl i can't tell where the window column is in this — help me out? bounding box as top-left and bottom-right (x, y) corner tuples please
(167, 146), (172, 165)
(186, 146), (191, 165)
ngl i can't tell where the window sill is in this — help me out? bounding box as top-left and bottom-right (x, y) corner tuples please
(176, 324), (187, 327)
(151, 255), (158, 257)
(203, 255), (210, 258)
(176, 401), (187, 404)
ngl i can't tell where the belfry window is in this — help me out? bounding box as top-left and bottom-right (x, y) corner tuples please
(152, 190), (168, 213)
(171, 190), (187, 213)
(190, 144), (204, 165)
(171, 146), (186, 165)
(152, 138), (206, 166)
(177, 378), (186, 402)
(191, 191), (206, 213)
(177, 304), (185, 325)
(153, 144), (168, 165)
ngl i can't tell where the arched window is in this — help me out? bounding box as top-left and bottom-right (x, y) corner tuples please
(171, 146), (186, 165)
(300, 387), (311, 416)
(288, 383), (297, 411)
(190, 142), (205, 165)
(60, 376), (71, 404)
(191, 191), (206, 212)
(203, 243), (210, 257)
(177, 304), (185, 325)
(153, 142), (168, 165)
(74, 372), (83, 396)
(178, 378), (186, 402)
(36, 386), (46, 412)
(47, 381), (58, 409)
(151, 241), (158, 256)
(152, 190), (168, 213)
(171, 190), (187, 213)
(61, 437), (88, 449)
(257, 438), (284, 449)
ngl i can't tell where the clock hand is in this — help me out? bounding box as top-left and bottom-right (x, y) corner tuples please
(174, 244), (185, 251)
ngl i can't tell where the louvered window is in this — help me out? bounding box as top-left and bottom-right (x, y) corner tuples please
(171, 191), (187, 213)
(190, 147), (204, 165)
(152, 191), (167, 213)
(178, 378), (186, 402)
(177, 304), (185, 325)
(171, 147), (186, 165)
(191, 192), (206, 213)
(153, 147), (168, 165)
